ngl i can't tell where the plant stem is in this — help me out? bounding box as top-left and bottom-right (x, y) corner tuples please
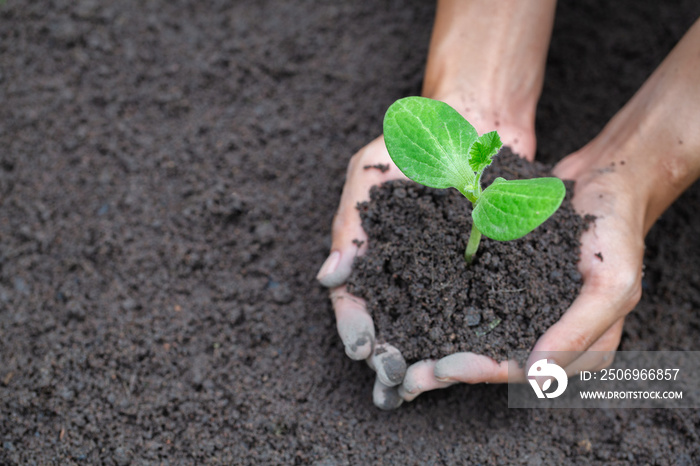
(464, 222), (482, 264)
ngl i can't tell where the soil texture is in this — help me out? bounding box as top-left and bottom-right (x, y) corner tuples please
(2, 0), (700, 464)
(348, 150), (585, 363)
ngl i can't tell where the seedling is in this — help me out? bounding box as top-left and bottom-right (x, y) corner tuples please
(383, 97), (565, 264)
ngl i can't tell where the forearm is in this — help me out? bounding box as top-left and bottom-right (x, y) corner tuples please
(560, 17), (700, 234)
(422, 0), (557, 123)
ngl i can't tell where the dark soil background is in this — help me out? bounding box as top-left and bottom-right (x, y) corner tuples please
(348, 151), (585, 363)
(1, 0), (700, 464)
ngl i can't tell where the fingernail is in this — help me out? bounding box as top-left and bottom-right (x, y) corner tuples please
(373, 378), (403, 410)
(378, 356), (407, 386)
(344, 332), (373, 361)
(401, 380), (421, 395)
(397, 385), (418, 402)
(434, 367), (454, 382)
(372, 346), (407, 386)
(433, 358), (454, 382)
(316, 251), (341, 287)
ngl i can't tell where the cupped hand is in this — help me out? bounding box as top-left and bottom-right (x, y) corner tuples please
(530, 150), (645, 368)
(317, 136), (410, 409)
(397, 150), (645, 402)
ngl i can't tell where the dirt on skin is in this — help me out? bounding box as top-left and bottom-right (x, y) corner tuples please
(2, 0), (700, 464)
(348, 150), (585, 363)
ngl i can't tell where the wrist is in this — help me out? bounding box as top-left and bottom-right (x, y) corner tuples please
(420, 0), (556, 159)
(559, 118), (700, 235)
(423, 89), (539, 161)
(559, 18), (700, 233)
(422, 42), (544, 130)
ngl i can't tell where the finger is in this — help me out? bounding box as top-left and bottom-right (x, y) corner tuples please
(368, 343), (407, 387)
(433, 353), (512, 384)
(398, 360), (456, 402)
(530, 278), (638, 370)
(316, 211), (366, 289)
(526, 320), (623, 393)
(329, 286), (375, 360)
(557, 318), (624, 376)
(316, 141), (377, 288)
(317, 137), (405, 288)
(373, 376), (403, 410)
(424, 320), (624, 391)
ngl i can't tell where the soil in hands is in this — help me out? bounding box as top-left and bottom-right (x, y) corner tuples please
(347, 149), (586, 363)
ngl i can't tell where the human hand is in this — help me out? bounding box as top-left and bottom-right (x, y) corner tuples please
(525, 7), (700, 378)
(317, 136), (410, 410)
(397, 152), (645, 402)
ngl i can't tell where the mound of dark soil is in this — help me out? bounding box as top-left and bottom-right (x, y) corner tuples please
(348, 150), (585, 362)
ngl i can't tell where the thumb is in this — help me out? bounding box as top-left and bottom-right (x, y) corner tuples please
(316, 183), (368, 287)
(317, 136), (403, 287)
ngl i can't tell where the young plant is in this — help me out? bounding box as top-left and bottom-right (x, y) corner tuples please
(383, 97), (565, 264)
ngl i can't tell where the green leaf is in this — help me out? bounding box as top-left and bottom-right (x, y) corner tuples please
(472, 177), (566, 241)
(468, 131), (502, 175)
(383, 97), (478, 192)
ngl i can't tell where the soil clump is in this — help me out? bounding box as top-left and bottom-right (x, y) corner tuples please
(348, 150), (585, 362)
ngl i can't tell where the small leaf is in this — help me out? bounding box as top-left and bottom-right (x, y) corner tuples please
(383, 97), (477, 191)
(468, 131), (502, 175)
(473, 177), (566, 241)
